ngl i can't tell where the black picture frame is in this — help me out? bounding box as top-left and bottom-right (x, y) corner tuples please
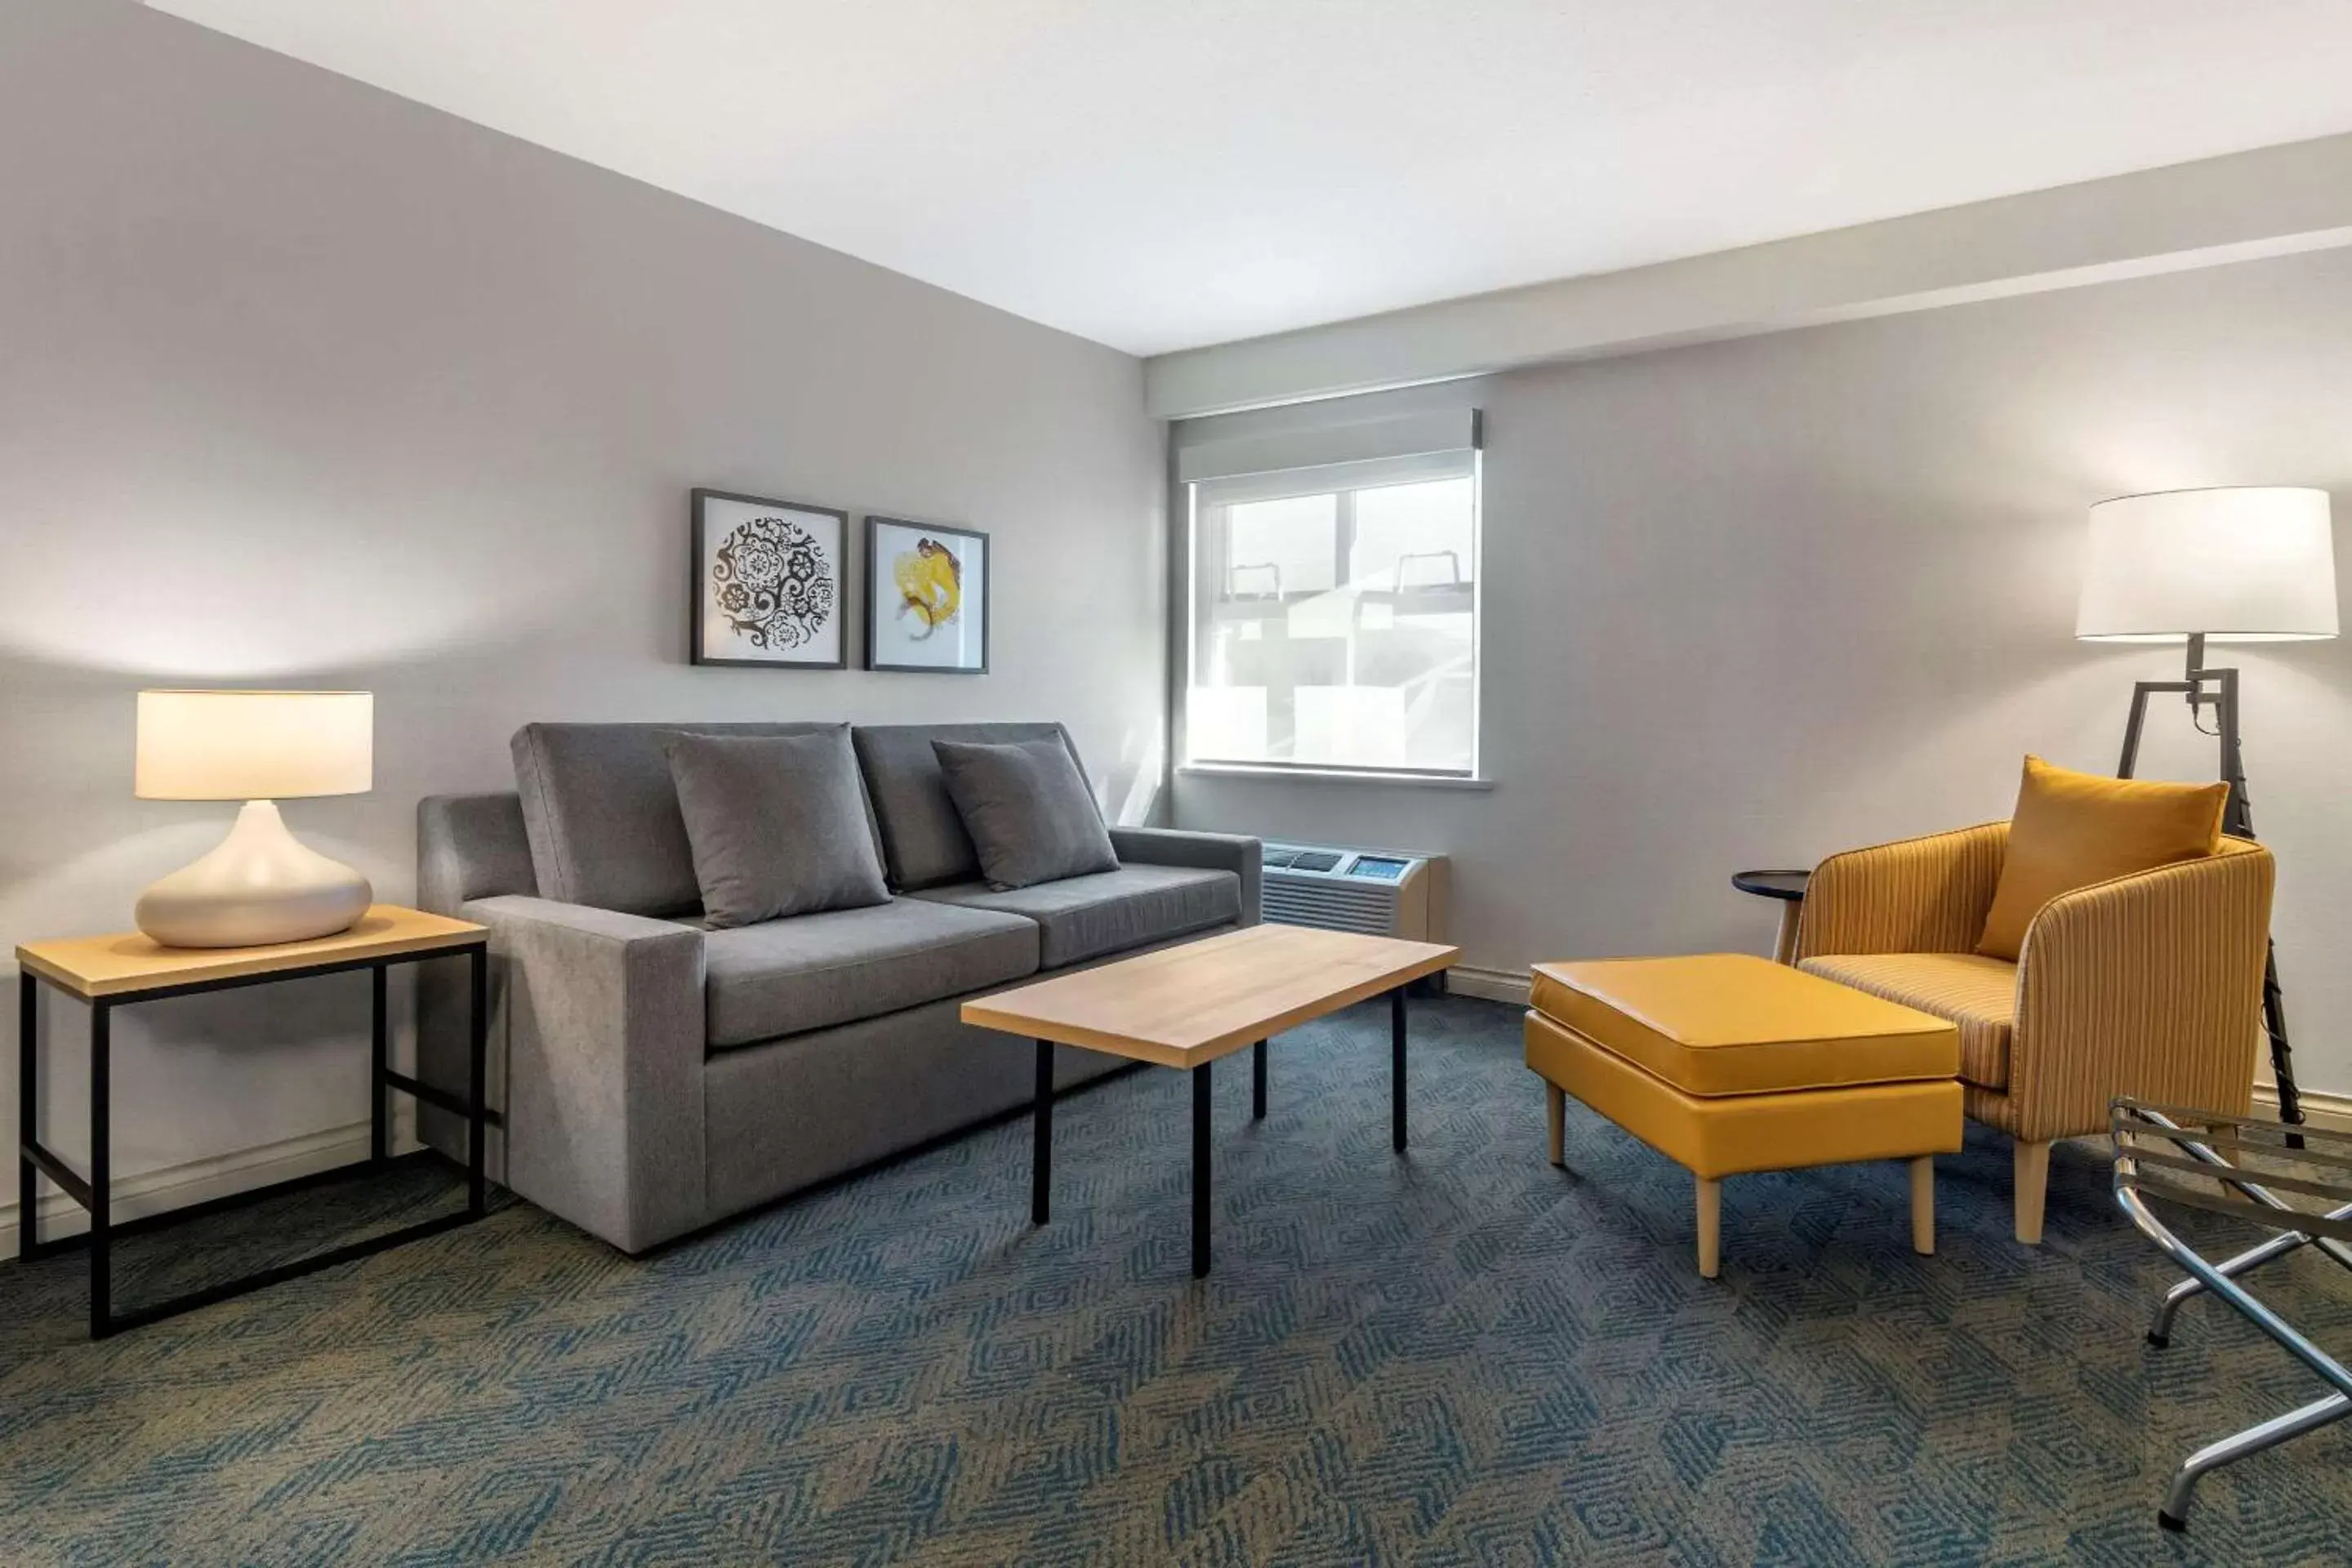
(690, 488), (850, 669)
(863, 515), (990, 675)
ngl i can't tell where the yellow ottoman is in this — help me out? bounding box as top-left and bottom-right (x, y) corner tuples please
(1526, 952), (1962, 1276)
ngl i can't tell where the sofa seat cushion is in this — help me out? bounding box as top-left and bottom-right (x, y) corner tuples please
(1799, 951), (2017, 1091)
(703, 898), (1039, 1049)
(913, 865), (1241, 969)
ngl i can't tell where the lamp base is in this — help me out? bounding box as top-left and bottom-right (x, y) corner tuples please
(135, 800), (372, 948)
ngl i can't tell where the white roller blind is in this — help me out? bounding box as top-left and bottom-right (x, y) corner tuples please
(1176, 409), (1481, 483)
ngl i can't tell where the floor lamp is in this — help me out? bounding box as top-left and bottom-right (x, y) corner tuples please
(2077, 487), (2338, 1127)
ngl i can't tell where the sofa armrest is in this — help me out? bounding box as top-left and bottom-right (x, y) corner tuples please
(1796, 822), (2008, 961)
(418, 792), (537, 911)
(1111, 826), (1261, 924)
(2007, 838), (2274, 1142)
(464, 894), (709, 1254)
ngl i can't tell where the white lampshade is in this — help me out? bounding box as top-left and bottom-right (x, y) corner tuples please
(136, 690), (373, 801)
(2077, 488), (2338, 644)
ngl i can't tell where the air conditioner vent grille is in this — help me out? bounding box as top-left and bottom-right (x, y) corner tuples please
(1263, 882), (1399, 936)
(1256, 840), (1441, 948)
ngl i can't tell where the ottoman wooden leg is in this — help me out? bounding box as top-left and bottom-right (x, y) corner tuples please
(1544, 1080), (1566, 1168)
(1695, 1176), (1722, 1278)
(2014, 1138), (2051, 1245)
(1909, 1156), (1935, 1255)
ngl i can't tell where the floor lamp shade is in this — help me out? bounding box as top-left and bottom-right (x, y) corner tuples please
(2076, 488), (2337, 644)
(2074, 487), (2335, 1129)
(133, 691), (376, 947)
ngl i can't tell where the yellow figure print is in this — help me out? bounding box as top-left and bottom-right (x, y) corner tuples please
(893, 537), (961, 639)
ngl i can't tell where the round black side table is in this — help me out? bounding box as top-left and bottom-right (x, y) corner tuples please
(1732, 869), (1811, 964)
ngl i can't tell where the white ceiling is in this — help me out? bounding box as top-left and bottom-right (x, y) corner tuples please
(151, 0), (2352, 357)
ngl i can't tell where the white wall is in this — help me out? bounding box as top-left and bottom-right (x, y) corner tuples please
(1172, 245), (2352, 1098)
(0, 2), (1166, 1228)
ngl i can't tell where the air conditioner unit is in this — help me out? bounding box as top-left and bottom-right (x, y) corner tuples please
(1259, 841), (1447, 961)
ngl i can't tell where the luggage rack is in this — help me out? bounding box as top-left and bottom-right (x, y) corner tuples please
(2110, 1098), (2352, 1531)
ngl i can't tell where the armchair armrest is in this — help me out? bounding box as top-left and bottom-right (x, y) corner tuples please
(1111, 826), (1261, 925)
(2007, 838), (2274, 1142)
(1796, 822), (2008, 960)
(461, 895), (709, 1254)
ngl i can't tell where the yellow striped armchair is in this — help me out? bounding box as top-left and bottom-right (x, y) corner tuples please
(1793, 822), (2274, 1243)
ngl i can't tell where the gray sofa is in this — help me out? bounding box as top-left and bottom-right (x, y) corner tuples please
(415, 720), (1258, 1254)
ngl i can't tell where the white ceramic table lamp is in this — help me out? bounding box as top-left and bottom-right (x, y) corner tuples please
(134, 690), (375, 947)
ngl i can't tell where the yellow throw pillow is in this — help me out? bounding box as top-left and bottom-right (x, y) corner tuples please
(1976, 755), (2227, 960)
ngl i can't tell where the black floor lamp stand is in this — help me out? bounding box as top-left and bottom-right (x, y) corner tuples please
(2114, 632), (2301, 1129)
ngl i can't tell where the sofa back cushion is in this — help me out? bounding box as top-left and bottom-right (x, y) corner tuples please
(1976, 754), (2227, 960)
(933, 736), (1119, 890)
(664, 729), (892, 928)
(850, 722), (1082, 890)
(512, 721), (877, 915)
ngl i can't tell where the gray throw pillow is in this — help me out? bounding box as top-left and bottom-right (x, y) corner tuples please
(662, 728), (890, 929)
(931, 737), (1119, 891)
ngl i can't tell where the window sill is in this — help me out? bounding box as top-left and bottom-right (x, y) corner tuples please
(1176, 763), (1494, 791)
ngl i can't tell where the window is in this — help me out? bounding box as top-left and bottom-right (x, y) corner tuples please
(1186, 445), (1479, 777)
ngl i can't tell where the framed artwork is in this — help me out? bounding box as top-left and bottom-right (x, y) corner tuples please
(865, 515), (989, 675)
(691, 488), (848, 669)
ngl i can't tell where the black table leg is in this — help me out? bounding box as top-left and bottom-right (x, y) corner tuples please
(89, 1000), (111, 1339)
(466, 947), (488, 1218)
(1031, 1039), (1053, 1225)
(1252, 1039), (1267, 1121)
(1392, 987), (1407, 1152)
(369, 966), (390, 1165)
(16, 973), (33, 1260)
(1192, 1060), (1213, 1278)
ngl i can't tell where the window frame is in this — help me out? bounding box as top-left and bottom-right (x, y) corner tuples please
(1182, 448), (1483, 783)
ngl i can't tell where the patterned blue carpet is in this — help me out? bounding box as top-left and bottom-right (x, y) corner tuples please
(2, 996), (2348, 1565)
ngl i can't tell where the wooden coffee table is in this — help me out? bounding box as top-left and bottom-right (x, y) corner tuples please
(961, 923), (1459, 1277)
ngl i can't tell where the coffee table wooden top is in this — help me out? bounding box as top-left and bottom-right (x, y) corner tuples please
(961, 923), (1460, 1069)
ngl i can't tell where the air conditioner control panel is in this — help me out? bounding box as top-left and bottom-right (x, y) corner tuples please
(1262, 843), (1426, 884)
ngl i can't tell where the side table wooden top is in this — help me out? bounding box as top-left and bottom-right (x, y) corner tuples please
(16, 905), (487, 1000)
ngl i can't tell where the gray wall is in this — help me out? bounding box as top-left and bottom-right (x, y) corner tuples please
(0, 2), (1165, 1209)
(1173, 244), (2352, 1098)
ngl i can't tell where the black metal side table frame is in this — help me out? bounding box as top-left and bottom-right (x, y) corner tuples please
(16, 941), (491, 1339)
(1028, 985), (1414, 1280)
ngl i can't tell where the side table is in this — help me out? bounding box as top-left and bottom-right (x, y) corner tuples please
(16, 904), (491, 1338)
(1731, 869), (1811, 964)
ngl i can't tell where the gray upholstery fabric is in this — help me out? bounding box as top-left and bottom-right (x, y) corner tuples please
(932, 736), (1120, 890)
(512, 721), (880, 916)
(416, 794), (537, 912)
(1109, 826), (1263, 927)
(449, 895), (709, 1255)
(663, 730), (890, 929)
(702, 898), (1039, 1049)
(914, 864), (1241, 968)
(850, 721), (1075, 890)
(703, 1000), (1125, 1223)
(412, 733), (1259, 1259)
(414, 794), (541, 1156)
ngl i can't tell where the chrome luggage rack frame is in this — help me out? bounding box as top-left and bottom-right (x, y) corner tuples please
(2110, 1097), (2352, 1531)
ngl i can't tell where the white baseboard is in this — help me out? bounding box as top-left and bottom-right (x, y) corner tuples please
(0, 1111), (416, 1257)
(1450, 964), (2350, 1131)
(1446, 964), (1532, 1004)
(2255, 1084), (2352, 1134)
